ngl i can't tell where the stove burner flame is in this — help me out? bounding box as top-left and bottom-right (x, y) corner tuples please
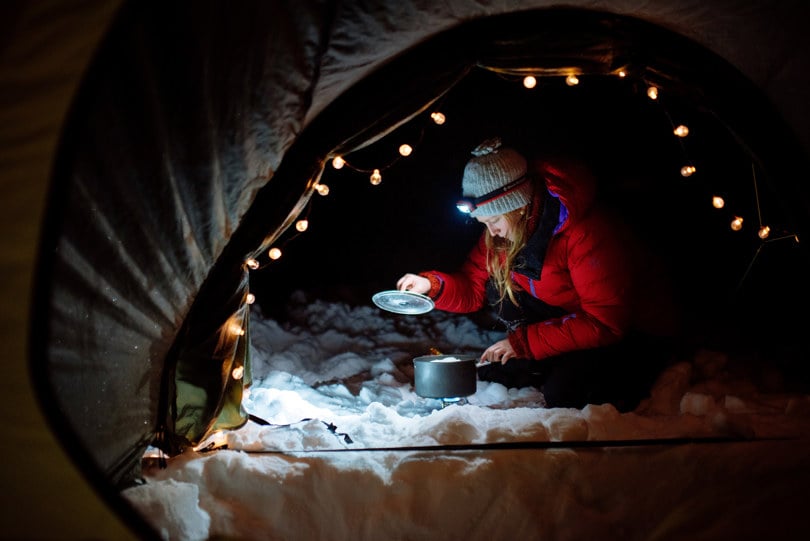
(440, 397), (467, 408)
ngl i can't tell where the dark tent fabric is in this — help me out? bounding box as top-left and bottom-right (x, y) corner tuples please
(7, 0), (809, 537)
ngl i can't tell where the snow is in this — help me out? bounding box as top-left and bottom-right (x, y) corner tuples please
(124, 290), (810, 540)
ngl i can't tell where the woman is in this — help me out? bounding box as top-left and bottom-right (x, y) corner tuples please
(397, 138), (677, 411)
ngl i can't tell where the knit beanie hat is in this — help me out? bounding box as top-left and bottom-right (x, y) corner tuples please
(461, 138), (532, 217)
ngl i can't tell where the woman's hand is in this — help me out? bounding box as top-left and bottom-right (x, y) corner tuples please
(396, 273), (431, 295)
(481, 338), (517, 365)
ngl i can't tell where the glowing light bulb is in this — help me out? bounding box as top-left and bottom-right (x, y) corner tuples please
(617, 69), (627, 78)
(430, 112), (446, 125)
(370, 169), (382, 185)
(712, 196), (725, 209)
(246, 293), (255, 305)
(246, 258), (259, 270)
(758, 225), (771, 239)
(523, 76), (537, 89)
(315, 183), (330, 196)
(229, 323), (245, 336)
(565, 74), (579, 86)
(331, 156), (345, 169)
(647, 86), (659, 100)
(295, 219), (308, 232)
(398, 144), (413, 157)
(232, 365), (244, 380)
(673, 125), (689, 137)
(730, 216), (744, 231)
(193, 431), (228, 451)
(268, 247), (282, 260)
(680, 165), (696, 177)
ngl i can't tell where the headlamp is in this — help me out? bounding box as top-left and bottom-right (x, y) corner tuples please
(456, 199), (476, 214)
(455, 174), (528, 215)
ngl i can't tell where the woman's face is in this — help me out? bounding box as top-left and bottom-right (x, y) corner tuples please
(477, 213), (514, 241)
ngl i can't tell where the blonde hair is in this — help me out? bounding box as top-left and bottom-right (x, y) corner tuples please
(485, 207), (530, 306)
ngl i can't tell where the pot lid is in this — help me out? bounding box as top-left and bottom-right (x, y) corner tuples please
(372, 290), (435, 315)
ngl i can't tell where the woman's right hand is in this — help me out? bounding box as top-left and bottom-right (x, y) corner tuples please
(480, 338), (517, 365)
(396, 273), (431, 295)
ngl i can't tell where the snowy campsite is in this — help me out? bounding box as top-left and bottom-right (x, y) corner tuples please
(5, 2), (810, 540)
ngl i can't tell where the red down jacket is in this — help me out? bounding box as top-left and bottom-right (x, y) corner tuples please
(423, 159), (676, 361)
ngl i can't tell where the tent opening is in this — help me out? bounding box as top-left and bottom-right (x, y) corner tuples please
(29, 4), (810, 538)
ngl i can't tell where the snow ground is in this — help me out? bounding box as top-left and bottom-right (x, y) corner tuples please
(124, 291), (810, 541)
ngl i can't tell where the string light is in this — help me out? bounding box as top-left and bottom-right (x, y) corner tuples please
(245, 258), (259, 270)
(730, 216), (744, 231)
(331, 156), (345, 169)
(617, 69), (627, 78)
(565, 74), (579, 86)
(647, 86), (659, 100)
(523, 75), (537, 89)
(758, 225), (771, 239)
(246, 293), (255, 305)
(712, 196), (725, 209)
(398, 144), (413, 157)
(193, 431), (227, 452)
(268, 247), (282, 260)
(680, 165), (696, 177)
(673, 125), (689, 137)
(231, 365), (244, 380)
(370, 169), (382, 185)
(229, 322), (245, 336)
(295, 219), (308, 232)
(430, 112), (446, 125)
(315, 183), (330, 196)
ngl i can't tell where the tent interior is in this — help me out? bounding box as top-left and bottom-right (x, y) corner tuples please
(11, 0), (810, 538)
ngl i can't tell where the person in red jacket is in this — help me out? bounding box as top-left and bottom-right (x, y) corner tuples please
(397, 138), (677, 411)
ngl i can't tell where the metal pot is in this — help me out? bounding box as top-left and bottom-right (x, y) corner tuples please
(413, 354), (477, 399)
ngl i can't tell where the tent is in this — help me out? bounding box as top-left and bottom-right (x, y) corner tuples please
(4, 0), (809, 537)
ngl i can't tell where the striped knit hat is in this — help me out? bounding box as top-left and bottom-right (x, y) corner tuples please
(461, 138), (532, 217)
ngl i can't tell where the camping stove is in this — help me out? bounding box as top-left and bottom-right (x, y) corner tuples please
(439, 396), (469, 408)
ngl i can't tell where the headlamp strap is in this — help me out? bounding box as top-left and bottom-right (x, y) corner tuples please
(470, 174), (528, 206)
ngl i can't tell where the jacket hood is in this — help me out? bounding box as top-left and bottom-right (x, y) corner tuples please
(532, 158), (598, 234)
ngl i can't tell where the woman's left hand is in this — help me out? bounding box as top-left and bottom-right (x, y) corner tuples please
(481, 338), (517, 365)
